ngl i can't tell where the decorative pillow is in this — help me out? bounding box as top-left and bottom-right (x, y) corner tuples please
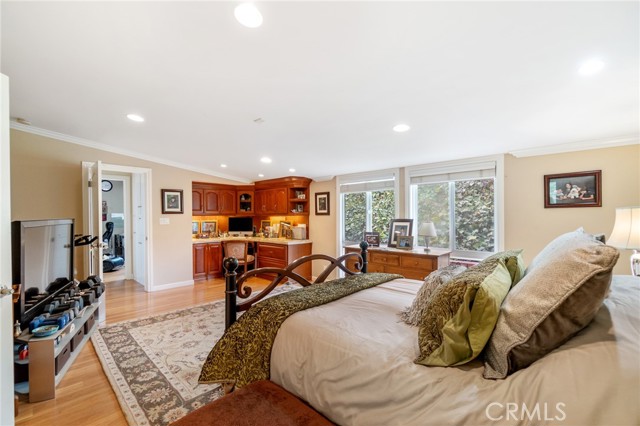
(399, 264), (467, 326)
(415, 256), (513, 366)
(482, 249), (526, 287)
(483, 233), (619, 379)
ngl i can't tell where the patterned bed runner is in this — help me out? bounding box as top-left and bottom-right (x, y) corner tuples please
(199, 272), (401, 388)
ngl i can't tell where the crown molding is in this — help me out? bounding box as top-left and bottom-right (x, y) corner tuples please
(509, 135), (639, 158)
(10, 122), (251, 184)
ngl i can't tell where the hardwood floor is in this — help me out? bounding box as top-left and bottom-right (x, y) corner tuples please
(15, 277), (267, 425)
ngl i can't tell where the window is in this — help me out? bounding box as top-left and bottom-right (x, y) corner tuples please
(339, 170), (399, 245)
(408, 159), (500, 259)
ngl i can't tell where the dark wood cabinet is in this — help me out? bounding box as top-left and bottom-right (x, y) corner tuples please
(256, 242), (312, 280)
(255, 188), (288, 214)
(193, 242), (223, 279)
(192, 189), (204, 215)
(237, 188), (254, 215)
(192, 183), (236, 215)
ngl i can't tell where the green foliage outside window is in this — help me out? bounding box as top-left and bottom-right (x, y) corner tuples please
(416, 179), (494, 252)
(343, 190), (395, 243)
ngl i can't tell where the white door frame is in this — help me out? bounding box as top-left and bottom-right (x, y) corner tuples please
(101, 163), (153, 291)
(1, 73), (16, 425)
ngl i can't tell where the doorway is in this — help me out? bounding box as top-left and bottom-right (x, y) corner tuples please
(82, 162), (153, 292)
(101, 174), (131, 282)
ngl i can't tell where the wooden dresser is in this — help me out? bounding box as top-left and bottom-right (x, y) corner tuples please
(344, 245), (451, 280)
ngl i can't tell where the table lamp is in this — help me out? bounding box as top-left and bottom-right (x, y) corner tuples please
(607, 206), (640, 276)
(418, 222), (437, 252)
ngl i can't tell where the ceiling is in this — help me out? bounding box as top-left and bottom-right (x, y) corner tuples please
(2, 1), (638, 183)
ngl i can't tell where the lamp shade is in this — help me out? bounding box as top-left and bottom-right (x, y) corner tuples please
(418, 222), (437, 238)
(608, 207), (640, 250)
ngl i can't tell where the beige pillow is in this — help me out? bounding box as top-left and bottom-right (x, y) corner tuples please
(399, 264), (466, 326)
(483, 232), (619, 379)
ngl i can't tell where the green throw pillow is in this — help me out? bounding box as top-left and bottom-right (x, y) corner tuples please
(482, 249), (526, 287)
(415, 257), (513, 366)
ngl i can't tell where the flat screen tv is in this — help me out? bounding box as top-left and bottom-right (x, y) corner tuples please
(12, 219), (75, 327)
(228, 216), (254, 235)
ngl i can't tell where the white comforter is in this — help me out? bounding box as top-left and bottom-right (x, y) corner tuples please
(270, 276), (640, 426)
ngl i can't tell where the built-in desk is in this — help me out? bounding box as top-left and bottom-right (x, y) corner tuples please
(344, 245), (451, 280)
(193, 238), (312, 281)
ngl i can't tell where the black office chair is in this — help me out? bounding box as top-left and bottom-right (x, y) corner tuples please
(103, 222), (125, 272)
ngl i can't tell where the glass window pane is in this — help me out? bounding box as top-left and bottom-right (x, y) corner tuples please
(454, 179), (495, 252)
(415, 183), (450, 248)
(371, 190), (395, 242)
(343, 192), (366, 243)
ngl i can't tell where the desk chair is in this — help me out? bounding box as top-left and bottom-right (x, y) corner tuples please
(223, 240), (255, 274)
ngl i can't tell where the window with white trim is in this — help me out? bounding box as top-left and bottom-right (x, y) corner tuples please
(339, 170), (399, 246)
(408, 160), (498, 259)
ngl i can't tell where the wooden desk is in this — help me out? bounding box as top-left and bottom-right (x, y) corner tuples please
(344, 245), (451, 280)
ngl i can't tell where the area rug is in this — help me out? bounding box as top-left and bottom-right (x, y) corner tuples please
(92, 285), (298, 426)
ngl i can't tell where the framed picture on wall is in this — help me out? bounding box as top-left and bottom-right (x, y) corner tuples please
(315, 192), (330, 215)
(387, 219), (413, 247)
(161, 189), (183, 214)
(544, 170), (602, 208)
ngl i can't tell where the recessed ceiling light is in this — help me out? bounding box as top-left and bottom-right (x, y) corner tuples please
(260, 157), (272, 164)
(127, 113), (145, 122)
(289, 168), (296, 173)
(258, 173), (264, 177)
(220, 164), (227, 168)
(234, 3), (263, 28)
(578, 59), (605, 76)
(393, 124), (410, 133)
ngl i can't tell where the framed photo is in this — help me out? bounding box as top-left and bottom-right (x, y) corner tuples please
(364, 231), (380, 247)
(260, 220), (271, 231)
(387, 219), (413, 248)
(315, 192), (330, 215)
(161, 189), (183, 214)
(544, 170), (602, 208)
(192, 221), (199, 235)
(397, 235), (414, 250)
(202, 220), (217, 233)
(279, 221), (292, 238)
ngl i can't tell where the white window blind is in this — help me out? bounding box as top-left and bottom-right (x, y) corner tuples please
(408, 161), (496, 185)
(339, 169), (398, 193)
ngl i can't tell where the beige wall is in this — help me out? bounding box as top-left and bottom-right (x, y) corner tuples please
(309, 179), (338, 278)
(10, 129), (243, 288)
(504, 144), (639, 275)
(308, 144), (639, 277)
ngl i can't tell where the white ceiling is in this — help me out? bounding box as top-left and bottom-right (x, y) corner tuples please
(2, 1), (638, 183)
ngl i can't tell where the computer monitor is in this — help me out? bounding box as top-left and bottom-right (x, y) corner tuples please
(228, 217), (254, 236)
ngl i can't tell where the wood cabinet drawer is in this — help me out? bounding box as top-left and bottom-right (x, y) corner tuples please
(400, 256), (436, 270)
(370, 252), (399, 266)
(257, 256), (287, 270)
(258, 244), (287, 260)
(387, 266), (429, 280)
(368, 263), (385, 273)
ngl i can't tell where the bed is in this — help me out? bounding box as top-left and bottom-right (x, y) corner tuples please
(202, 238), (640, 426)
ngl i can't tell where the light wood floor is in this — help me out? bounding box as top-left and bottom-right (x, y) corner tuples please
(15, 277), (267, 425)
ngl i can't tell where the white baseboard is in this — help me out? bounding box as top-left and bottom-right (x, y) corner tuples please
(148, 280), (194, 292)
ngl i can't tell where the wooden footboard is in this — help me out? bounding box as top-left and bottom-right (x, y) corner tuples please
(224, 241), (369, 329)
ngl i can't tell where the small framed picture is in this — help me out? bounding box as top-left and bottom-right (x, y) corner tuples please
(202, 221), (217, 233)
(315, 192), (330, 215)
(387, 219), (413, 248)
(397, 235), (414, 250)
(192, 221), (199, 235)
(260, 220), (271, 230)
(544, 170), (602, 208)
(364, 231), (380, 247)
(161, 189), (183, 214)
(279, 221), (292, 238)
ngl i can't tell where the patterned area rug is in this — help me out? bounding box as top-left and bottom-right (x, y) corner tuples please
(92, 285), (297, 426)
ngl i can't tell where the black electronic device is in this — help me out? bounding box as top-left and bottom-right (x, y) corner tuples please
(228, 217), (254, 235)
(12, 219), (75, 329)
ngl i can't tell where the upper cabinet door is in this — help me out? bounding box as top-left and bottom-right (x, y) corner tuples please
(274, 188), (287, 214)
(204, 190), (220, 214)
(192, 189), (204, 215)
(219, 190), (236, 215)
